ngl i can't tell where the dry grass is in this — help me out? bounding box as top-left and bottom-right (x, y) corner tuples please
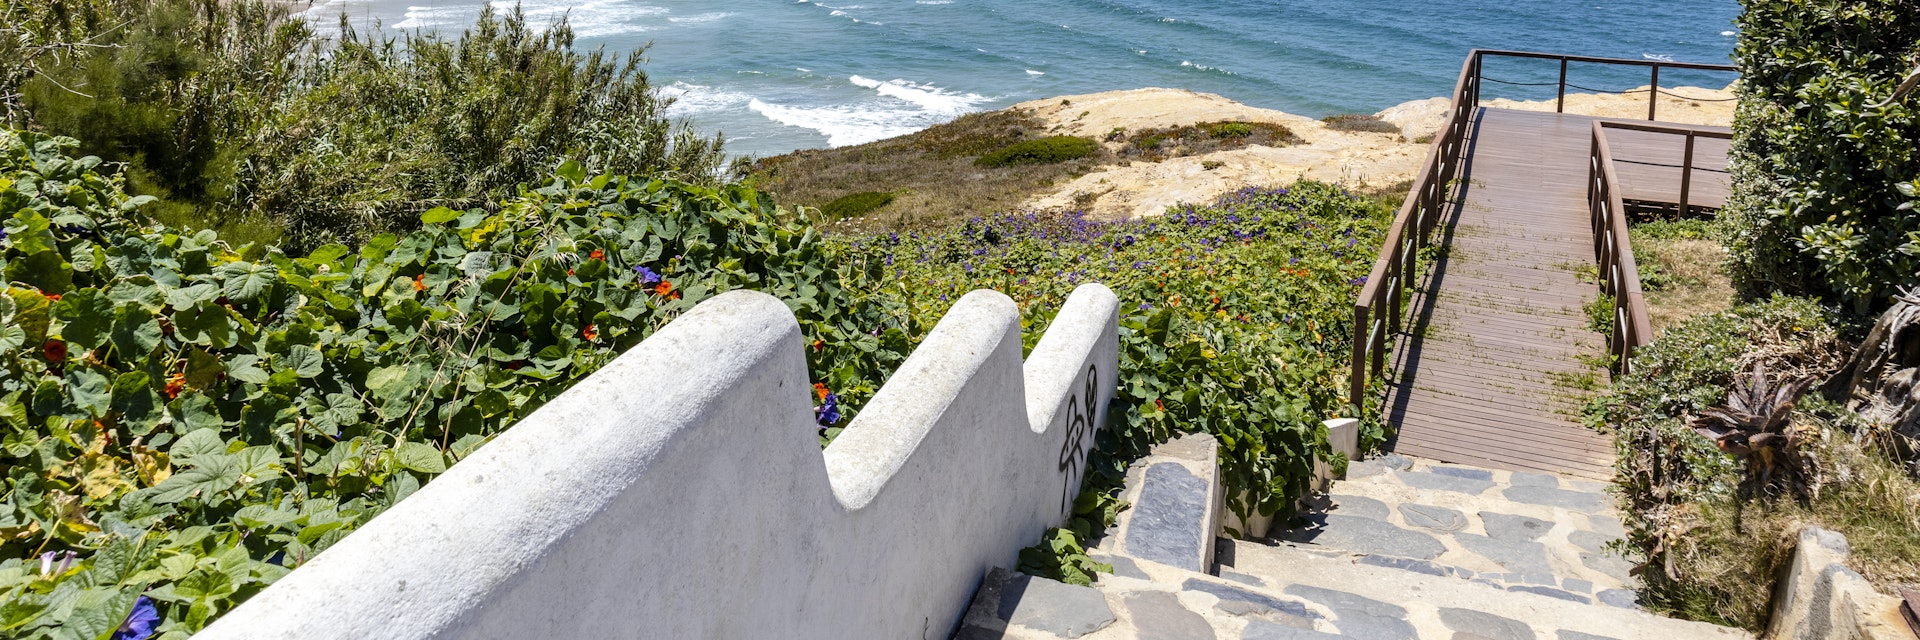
(1655, 420), (1920, 627)
(1631, 220), (1737, 333)
(741, 109), (1110, 231)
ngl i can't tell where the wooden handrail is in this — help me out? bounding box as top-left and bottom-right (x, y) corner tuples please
(1595, 120), (1731, 217)
(1348, 48), (1737, 406)
(1471, 50), (1737, 121)
(1587, 121), (1655, 374)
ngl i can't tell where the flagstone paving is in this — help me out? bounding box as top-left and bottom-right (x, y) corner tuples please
(953, 454), (1751, 639)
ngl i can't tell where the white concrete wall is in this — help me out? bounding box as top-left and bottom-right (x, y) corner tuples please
(196, 283), (1119, 640)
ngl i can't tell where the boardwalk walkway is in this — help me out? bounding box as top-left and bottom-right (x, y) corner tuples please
(1382, 108), (1726, 480)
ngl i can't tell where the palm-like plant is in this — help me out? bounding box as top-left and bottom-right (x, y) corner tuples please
(1690, 363), (1817, 499)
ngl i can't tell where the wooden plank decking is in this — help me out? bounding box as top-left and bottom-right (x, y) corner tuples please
(1380, 107), (1726, 480)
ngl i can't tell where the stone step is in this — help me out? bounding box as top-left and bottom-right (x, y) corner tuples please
(1214, 539), (1753, 639)
(1269, 453), (1639, 603)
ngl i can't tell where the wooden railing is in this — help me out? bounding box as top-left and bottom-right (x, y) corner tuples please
(1469, 50), (1736, 120)
(1348, 49), (1737, 407)
(1348, 53), (1480, 408)
(1586, 121), (1733, 374)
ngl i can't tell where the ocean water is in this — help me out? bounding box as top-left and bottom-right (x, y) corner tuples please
(296, 0), (1741, 157)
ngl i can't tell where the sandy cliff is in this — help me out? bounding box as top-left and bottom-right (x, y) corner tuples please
(1016, 85), (1735, 219)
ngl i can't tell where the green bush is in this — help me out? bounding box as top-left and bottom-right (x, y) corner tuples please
(1207, 123), (1254, 138)
(1722, 0), (1920, 314)
(1587, 294), (1846, 626)
(3, 0), (726, 252)
(0, 131), (912, 637)
(974, 136), (1098, 168)
(1319, 114), (1401, 135)
(820, 191), (897, 220)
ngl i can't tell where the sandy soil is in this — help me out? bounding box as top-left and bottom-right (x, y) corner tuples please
(1017, 85), (1735, 219)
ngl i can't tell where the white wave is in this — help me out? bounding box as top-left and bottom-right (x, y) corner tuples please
(1642, 53), (1675, 62)
(1025, 69), (1045, 76)
(848, 75), (990, 114)
(749, 99), (925, 147)
(916, 0), (954, 4)
(796, 68), (811, 73)
(396, 4), (482, 30)
(483, 0), (665, 38)
(1134, 49), (1148, 55)
(658, 82), (752, 117)
(1720, 30), (1736, 36)
(830, 9), (848, 15)
(669, 11), (735, 23)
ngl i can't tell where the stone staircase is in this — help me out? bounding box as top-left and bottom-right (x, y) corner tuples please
(953, 441), (1752, 640)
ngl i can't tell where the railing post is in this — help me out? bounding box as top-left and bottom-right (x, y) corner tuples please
(1647, 63), (1660, 120)
(1556, 57), (1569, 113)
(1679, 132), (1694, 216)
(1350, 305), (1369, 408)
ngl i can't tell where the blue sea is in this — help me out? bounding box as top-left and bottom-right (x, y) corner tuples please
(298, 0), (1741, 157)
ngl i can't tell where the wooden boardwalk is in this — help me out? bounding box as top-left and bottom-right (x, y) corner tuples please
(1381, 108), (1726, 480)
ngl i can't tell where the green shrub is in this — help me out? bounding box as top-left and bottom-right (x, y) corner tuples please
(974, 136), (1098, 168)
(1118, 122), (1299, 162)
(1208, 122), (1253, 138)
(4, 0), (726, 252)
(820, 191), (897, 220)
(1587, 294), (1848, 627)
(1319, 114), (1401, 135)
(1722, 0), (1920, 314)
(0, 131), (911, 637)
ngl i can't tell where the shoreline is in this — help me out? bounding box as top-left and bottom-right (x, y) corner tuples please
(1008, 85), (1736, 219)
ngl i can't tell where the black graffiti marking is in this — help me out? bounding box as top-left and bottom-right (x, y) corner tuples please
(1058, 363), (1101, 515)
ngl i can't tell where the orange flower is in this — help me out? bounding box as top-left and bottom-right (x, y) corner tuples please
(583, 324), (599, 341)
(1154, 399), (1165, 412)
(813, 382), (829, 401)
(413, 274), (426, 291)
(43, 339), (66, 363)
(812, 339), (823, 352)
(164, 372), (186, 399)
(43, 293), (60, 302)
(589, 249), (604, 261)
(653, 280), (674, 297)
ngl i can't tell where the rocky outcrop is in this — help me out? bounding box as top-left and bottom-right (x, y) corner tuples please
(1766, 527), (1910, 640)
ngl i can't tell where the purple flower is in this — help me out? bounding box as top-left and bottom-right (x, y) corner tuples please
(1138, 302), (1153, 310)
(1347, 238), (1358, 248)
(632, 265), (662, 285)
(815, 392), (842, 426)
(113, 596), (160, 640)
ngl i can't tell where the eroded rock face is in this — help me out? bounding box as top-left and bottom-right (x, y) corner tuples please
(1827, 290), (1920, 472)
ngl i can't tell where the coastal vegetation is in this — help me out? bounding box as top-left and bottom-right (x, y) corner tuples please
(1, 0), (726, 251)
(1590, 0), (1920, 628)
(744, 109), (1112, 230)
(1115, 121), (1300, 163)
(973, 136), (1099, 168)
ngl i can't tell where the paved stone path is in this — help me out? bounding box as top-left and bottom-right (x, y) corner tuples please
(952, 455), (1751, 639)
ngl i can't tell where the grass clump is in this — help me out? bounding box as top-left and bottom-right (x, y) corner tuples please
(1320, 114), (1401, 135)
(820, 191), (897, 220)
(974, 136), (1099, 168)
(1119, 121), (1299, 162)
(1630, 218), (1734, 332)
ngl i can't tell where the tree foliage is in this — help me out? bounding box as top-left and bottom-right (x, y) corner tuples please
(1723, 0), (1920, 314)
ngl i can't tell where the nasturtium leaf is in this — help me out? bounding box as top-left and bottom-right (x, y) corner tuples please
(420, 207), (462, 225)
(173, 300), (235, 347)
(392, 441), (447, 474)
(68, 367), (112, 416)
(307, 243), (351, 265)
(112, 371), (163, 432)
(365, 365), (408, 398)
(304, 393), (360, 436)
(166, 283), (219, 311)
(216, 261), (279, 300)
(148, 455), (242, 504)
(0, 323), (23, 355)
(51, 288), (113, 348)
(110, 305), (164, 358)
(281, 345), (324, 378)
